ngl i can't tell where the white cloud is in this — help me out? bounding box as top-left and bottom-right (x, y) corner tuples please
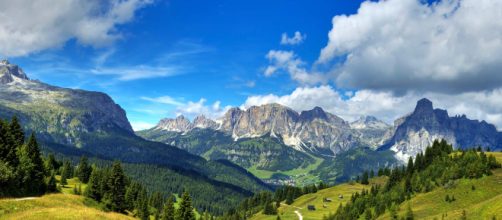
(130, 121), (155, 131)
(242, 86), (502, 130)
(317, 0), (502, 94)
(91, 65), (179, 81)
(280, 31), (306, 45)
(264, 50), (324, 84)
(0, 0), (152, 57)
(142, 96), (231, 119)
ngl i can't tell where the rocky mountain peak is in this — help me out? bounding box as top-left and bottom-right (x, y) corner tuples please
(300, 106), (328, 121)
(0, 60), (29, 84)
(193, 114), (219, 129)
(414, 98), (434, 114)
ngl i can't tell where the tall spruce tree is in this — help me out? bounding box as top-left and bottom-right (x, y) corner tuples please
(9, 116), (24, 148)
(76, 156), (92, 183)
(177, 191), (195, 220)
(104, 161), (127, 213)
(46, 171), (57, 192)
(160, 196), (175, 220)
(136, 188), (149, 220)
(85, 167), (102, 201)
(17, 133), (46, 195)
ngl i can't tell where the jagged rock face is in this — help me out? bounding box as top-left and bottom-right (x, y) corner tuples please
(351, 116), (391, 148)
(0, 61), (133, 147)
(155, 104), (361, 155)
(193, 115), (219, 129)
(156, 115), (192, 132)
(0, 60), (29, 84)
(154, 115), (219, 132)
(219, 104), (360, 155)
(382, 98), (502, 161)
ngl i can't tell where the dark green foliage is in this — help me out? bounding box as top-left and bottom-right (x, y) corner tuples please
(46, 171), (57, 192)
(76, 156), (92, 183)
(324, 140), (500, 220)
(160, 196), (176, 220)
(136, 188), (149, 220)
(262, 198), (277, 215)
(60, 160), (73, 181)
(17, 134), (46, 195)
(405, 203), (414, 220)
(177, 191), (196, 220)
(103, 161), (127, 213)
(361, 171), (369, 185)
(85, 167), (103, 201)
(0, 118), (50, 197)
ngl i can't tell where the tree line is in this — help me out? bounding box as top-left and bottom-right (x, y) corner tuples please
(222, 182), (329, 219)
(324, 140), (501, 220)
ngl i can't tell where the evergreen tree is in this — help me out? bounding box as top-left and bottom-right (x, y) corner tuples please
(263, 198), (277, 215)
(9, 116), (24, 147)
(44, 153), (60, 175)
(60, 173), (68, 186)
(177, 191), (196, 220)
(46, 171), (57, 192)
(104, 161), (127, 213)
(76, 156), (92, 183)
(17, 133), (46, 195)
(137, 188), (149, 220)
(160, 196), (175, 220)
(61, 160), (73, 181)
(361, 171), (369, 185)
(85, 167), (102, 201)
(0, 119), (19, 167)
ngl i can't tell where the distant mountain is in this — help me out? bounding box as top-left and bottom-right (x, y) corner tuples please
(380, 98), (502, 161)
(350, 116), (390, 148)
(0, 61), (270, 212)
(148, 104), (364, 156)
(139, 104), (396, 184)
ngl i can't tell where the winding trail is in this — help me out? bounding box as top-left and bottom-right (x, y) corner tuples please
(294, 210), (303, 220)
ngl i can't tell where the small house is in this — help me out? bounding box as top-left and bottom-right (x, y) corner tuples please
(307, 205), (316, 211)
(338, 194), (343, 199)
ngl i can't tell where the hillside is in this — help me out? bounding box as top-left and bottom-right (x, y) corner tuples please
(254, 152), (502, 220)
(0, 176), (132, 220)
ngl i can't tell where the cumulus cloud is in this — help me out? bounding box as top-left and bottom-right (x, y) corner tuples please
(264, 50), (324, 84)
(142, 96), (231, 119)
(280, 31), (306, 45)
(242, 86), (502, 130)
(0, 0), (152, 57)
(318, 0), (502, 94)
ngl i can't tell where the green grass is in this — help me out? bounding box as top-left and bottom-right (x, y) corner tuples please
(251, 176), (387, 220)
(248, 154), (324, 186)
(378, 168), (502, 220)
(0, 194), (133, 220)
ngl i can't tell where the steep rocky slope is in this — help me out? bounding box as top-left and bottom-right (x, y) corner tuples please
(380, 98), (502, 161)
(0, 60), (270, 196)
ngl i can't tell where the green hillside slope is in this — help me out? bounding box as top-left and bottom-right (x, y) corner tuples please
(254, 152), (502, 220)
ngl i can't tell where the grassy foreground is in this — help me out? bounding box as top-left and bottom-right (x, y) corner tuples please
(0, 176), (133, 220)
(252, 152), (502, 220)
(0, 193), (134, 220)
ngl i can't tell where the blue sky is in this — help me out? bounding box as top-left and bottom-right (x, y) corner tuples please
(2, 0), (502, 130)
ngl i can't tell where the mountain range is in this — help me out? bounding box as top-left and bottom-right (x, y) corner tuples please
(2, 60), (501, 188)
(141, 97), (502, 165)
(0, 60), (270, 213)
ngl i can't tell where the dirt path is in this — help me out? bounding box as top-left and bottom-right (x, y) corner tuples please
(13, 197), (36, 201)
(294, 210), (303, 220)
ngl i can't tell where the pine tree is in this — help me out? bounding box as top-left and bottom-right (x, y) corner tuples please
(47, 171), (57, 192)
(17, 133), (46, 195)
(85, 167), (102, 201)
(76, 156), (92, 183)
(61, 160), (73, 181)
(361, 171), (369, 185)
(0, 119), (19, 167)
(160, 196), (175, 220)
(137, 188), (149, 220)
(60, 172), (68, 186)
(104, 161), (127, 213)
(9, 116), (24, 147)
(364, 208), (373, 220)
(177, 191), (195, 220)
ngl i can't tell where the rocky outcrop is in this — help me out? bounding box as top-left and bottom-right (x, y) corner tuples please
(0, 60), (133, 147)
(154, 104), (362, 155)
(351, 116), (390, 148)
(381, 98), (502, 161)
